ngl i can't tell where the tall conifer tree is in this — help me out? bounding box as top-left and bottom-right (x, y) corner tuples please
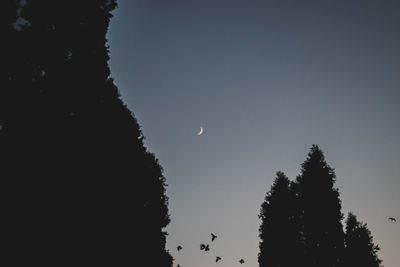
(344, 213), (382, 267)
(259, 171), (305, 267)
(295, 145), (345, 267)
(2, 1), (172, 265)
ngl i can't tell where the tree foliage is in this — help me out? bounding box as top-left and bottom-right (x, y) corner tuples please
(295, 145), (345, 267)
(344, 213), (382, 267)
(258, 171), (305, 267)
(2, 1), (172, 265)
(259, 145), (382, 267)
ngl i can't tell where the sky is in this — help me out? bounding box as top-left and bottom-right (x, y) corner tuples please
(107, 1), (400, 266)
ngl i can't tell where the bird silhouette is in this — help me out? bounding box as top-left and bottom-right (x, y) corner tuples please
(204, 244), (210, 251)
(239, 259), (245, 264)
(388, 217), (396, 222)
(177, 245), (182, 251)
(200, 244), (205, 250)
(216, 256), (221, 262)
(211, 233), (217, 242)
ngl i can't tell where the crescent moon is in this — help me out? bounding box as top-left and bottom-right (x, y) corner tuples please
(197, 127), (204, 135)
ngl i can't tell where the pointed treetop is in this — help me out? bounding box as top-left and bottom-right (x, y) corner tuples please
(345, 212), (359, 234)
(273, 171), (290, 188)
(303, 144), (327, 167)
(297, 144), (337, 187)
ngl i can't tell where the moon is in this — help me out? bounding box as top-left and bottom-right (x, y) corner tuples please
(197, 127), (204, 135)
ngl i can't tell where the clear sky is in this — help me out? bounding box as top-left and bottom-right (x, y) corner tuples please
(107, 1), (400, 266)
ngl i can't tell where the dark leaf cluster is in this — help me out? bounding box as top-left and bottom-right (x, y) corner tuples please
(2, 1), (172, 266)
(259, 145), (382, 267)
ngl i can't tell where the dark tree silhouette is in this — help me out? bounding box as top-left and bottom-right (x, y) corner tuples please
(258, 171), (305, 267)
(295, 145), (345, 267)
(258, 146), (384, 267)
(344, 213), (383, 267)
(2, 1), (172, 266)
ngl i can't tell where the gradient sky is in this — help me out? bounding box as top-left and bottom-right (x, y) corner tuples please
(107, 1), (400, 266)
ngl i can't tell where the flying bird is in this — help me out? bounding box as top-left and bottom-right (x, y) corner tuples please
(388, 217), (396, 222)
(239, 259), (245, 264)
(216, 256), (221, 262)
(211, 233), (217, 242)
(177, 245), (182, 251)
(197, 126), (204, 136)
(200, 243), (210, 251)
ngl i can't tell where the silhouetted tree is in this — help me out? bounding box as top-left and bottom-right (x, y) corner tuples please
(2, 1), (172, 266)
(295, 145), (345, 267)
(344, 213), (382, 267)
(259, 146), (384, 267)
(258, 171), (305, 267)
